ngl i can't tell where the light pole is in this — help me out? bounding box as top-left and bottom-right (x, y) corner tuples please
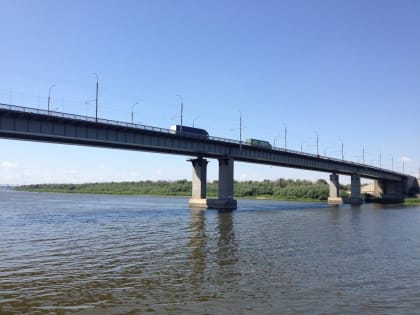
(176, 94), (183, 132)
(48, 84), (55, 113)
(340, 139), (344, 161)
(283, 123), (287, 150)
(362, 146), (365, 164)
(93, 73), (98, 122)
(240, 111), (242, 149)
(379, 152), (382, 168)
(192, 115), (200, 127)
(131, 102), (139, 124)
(314, 131), (319, 156)
(392, 156), (394, 171)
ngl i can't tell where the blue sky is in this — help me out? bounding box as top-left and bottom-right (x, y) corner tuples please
(1, 0), (419, 185)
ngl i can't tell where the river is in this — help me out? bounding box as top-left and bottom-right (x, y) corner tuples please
(1, 190), (420, 314)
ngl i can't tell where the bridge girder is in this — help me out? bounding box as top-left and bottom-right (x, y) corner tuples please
(0, 105), (413, 185)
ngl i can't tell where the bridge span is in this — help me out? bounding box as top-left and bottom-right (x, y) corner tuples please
(0, 103), (418, 209)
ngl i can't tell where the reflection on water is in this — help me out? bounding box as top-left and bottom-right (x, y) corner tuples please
(216, 211), (238, 266)
(1, 191), (420, 314)
(188, 209), (207, 284)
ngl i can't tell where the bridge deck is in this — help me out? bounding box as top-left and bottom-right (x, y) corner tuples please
(0, 103), (411, 182)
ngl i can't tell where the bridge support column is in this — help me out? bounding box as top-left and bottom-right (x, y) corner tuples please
(188, 157), (237, 210)
(191, 157), (208, 199)
(372, 179), (405, 203)
(218, 158), (234, 200)
(373, 180), (383, 198)
(328, 173), (343, 204)
(188, 157), (209, 208)
(207, 157), (237, 210)
(348, 173), (363, 205)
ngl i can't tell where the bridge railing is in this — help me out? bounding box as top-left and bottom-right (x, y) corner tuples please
(0, 102), (243, 143)
(0, 103), (405, 177)
(0, 102), (179, 133)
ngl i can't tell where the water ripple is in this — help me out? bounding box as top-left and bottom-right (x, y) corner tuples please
(1, 191), (420, 314)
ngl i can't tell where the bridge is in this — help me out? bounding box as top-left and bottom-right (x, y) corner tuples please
(0, 103), (418, 209)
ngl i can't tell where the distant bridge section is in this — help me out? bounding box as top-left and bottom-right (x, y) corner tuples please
(0, 103), (418, 208)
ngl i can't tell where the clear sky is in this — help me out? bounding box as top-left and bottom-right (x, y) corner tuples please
(1, 0), (419, 185)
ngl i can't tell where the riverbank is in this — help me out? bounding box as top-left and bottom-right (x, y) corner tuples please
(16, 181), (420, 205)
(16, 179), (338, 202)
(404, 197), (420, 205)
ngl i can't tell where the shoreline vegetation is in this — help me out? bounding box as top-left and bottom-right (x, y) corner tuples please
(15, 179), (420, 204)
(404, 198), (420, 205)
(16, 178), (347, 202)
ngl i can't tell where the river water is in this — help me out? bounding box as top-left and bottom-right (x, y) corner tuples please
(1, 190), (420, 314)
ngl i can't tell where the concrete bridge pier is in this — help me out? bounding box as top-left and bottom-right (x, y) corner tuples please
(189, 157), (209, 208)
(188, 157), (237, 210)
(348, 173), (363, 205)
(191, 157), (208, 199)
(328, 173), (343, 204)
(212, 157), (237, 210)
(373, 179), (405, 203)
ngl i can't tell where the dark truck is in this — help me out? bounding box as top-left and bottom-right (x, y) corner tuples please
(170, 125), (209, 138)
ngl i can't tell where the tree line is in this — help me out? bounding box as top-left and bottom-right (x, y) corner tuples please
(17, 178), (351, 201)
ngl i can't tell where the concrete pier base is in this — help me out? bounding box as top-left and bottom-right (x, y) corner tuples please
(189, 198), (209, 209)
(188, 156), (237, 210)
(328, 197), (343, 205)
(189, 198), (237, 210)
(343, 197), (363, 206)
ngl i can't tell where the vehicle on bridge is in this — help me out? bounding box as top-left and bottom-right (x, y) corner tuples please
(170, 125), (209, 138)
(246, 138), (272, 149)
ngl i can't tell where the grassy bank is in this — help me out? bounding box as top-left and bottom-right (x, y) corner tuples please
(404, 197), (420, 205)
(17, 179), (347, 202)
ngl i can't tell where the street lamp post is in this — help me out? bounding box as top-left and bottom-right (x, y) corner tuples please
(362, 146), (365, 164)
(341, 139), (344, 161)
(192, 115), (200, 127)
(239, 111), (242, 150)
(283, 123), (287, 151)
(314, 131), (319, 156)
(131, 102), (139, 124)
(48, 84), (55, 113)
(240, 112), (243, 150)
(176, 94), (183, 132)
(93, 73), (98, 122)
(379, 152), (382, 168)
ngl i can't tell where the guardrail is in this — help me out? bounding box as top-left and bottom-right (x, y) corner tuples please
(0, 102), (406, 177)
